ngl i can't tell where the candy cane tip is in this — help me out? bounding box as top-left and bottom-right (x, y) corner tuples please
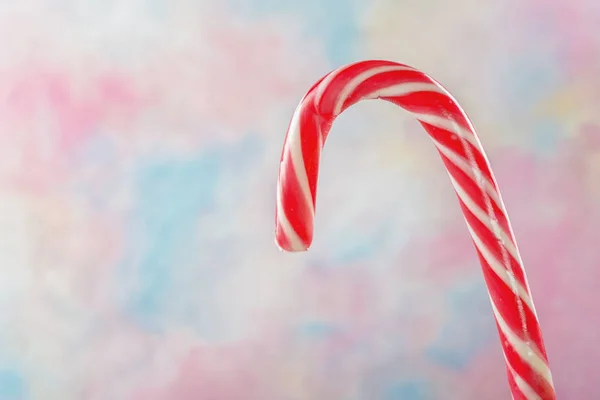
(276, 242), (310, 253)
(274, 235), (310, 253)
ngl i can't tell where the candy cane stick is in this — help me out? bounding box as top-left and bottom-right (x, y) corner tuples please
(274, 60), (555, 399)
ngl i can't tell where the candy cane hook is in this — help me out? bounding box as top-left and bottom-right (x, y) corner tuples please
(274, 60), (555, 399)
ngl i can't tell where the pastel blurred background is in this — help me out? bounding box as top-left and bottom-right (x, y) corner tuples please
(0, 0), (598, 399)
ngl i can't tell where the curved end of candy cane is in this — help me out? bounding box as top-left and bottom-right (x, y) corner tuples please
(275, 92), (321, 253)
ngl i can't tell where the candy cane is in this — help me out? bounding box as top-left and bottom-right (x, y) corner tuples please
(274, 60), (555, 399)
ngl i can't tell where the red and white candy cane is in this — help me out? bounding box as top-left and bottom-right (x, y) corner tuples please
(274, 60), (555, 399)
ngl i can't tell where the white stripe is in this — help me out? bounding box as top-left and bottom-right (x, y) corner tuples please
(418, 110), (505, 221)
(490, 298), (554, 388)
(314, 64), (353, 108)
(504, 354), (543, 400)
(448, 172), (536, 324)
(287, 104), (315, 218)
(442, 107), (540, 329)
(432, 137), (503, 210)
(432, 108), (519, 273)
(414, 112), (480, 150)
(514, 371), (543, 400)
(446, 173), (521, 266)
(367, 81), (444, 101)
(332, 65), (415, 115)
(276, 184), (307, 252)
(449, 117), (543, 337)
(463, 220), (535, 315)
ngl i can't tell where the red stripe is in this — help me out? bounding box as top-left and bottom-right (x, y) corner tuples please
(463, 202), (527, 290)
(498, 327), (554, 399)
(339, 69), (431, 112)
(438, 153), (527, 290)
(438, 151), (513, 247)
(316, 60), (408, 117)
(278, 144), (314, 247)
(468, 240), (545, 359)
(274, 215), (293, 251)
(419, 121), (496, 185)
(460, 198), (527, 291)
(299, 96), (324, 208)
(388, 90), (473, 129)
(504, 367), (523, 400)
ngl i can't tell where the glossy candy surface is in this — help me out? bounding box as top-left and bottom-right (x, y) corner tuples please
(275, 60), (555, 400)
